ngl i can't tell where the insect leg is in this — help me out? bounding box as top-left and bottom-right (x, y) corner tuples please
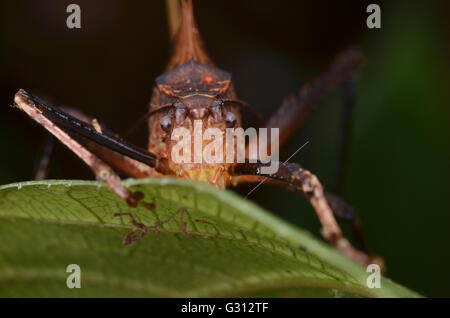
(263, 47), (363, 149)
(34, 133), (55, 180)
(232, 174), (369, 252)
(252, 47), (368, 255)
(325, 192), (368, 253)
(59, 106), (160, 179)
(34, 107), (160, 180)
(333, 77), (356, 194)
(13, 90), (147, 207)
(229, 161), (380, 267)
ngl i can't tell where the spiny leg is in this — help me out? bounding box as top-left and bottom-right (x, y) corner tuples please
(13, 90), (183, 247)
(13, 90), (154, 207)
(33, 107), (94, 181)
(258, 47), (363, 151)
(58, 106), (161, 179)
(251, 47), (367, 249)
(33, 107), (159, 180)
(243, 50), (364, 239)
(230, 161), (380, 267)
(233, 174), (369, 252)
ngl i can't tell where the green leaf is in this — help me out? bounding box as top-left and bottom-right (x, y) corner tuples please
(0, 179), (419, 297)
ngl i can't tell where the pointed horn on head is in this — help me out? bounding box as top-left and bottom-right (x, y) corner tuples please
(165, 0), (214, 71)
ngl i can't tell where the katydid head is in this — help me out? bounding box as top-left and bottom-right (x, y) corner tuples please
(149, 94), (241, 187)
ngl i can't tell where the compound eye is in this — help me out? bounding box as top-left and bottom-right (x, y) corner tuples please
(225, 112), (236, 128)
(160, 116), (172, 134)
(210, 101), (222, 121)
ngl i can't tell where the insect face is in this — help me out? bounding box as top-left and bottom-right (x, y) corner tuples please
(154, 94), (240, 187)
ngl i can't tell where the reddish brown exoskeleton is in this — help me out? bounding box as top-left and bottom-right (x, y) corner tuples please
(12, 0), (381, 267)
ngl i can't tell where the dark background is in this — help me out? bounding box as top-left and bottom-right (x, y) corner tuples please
(1, 0), (449, 297)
